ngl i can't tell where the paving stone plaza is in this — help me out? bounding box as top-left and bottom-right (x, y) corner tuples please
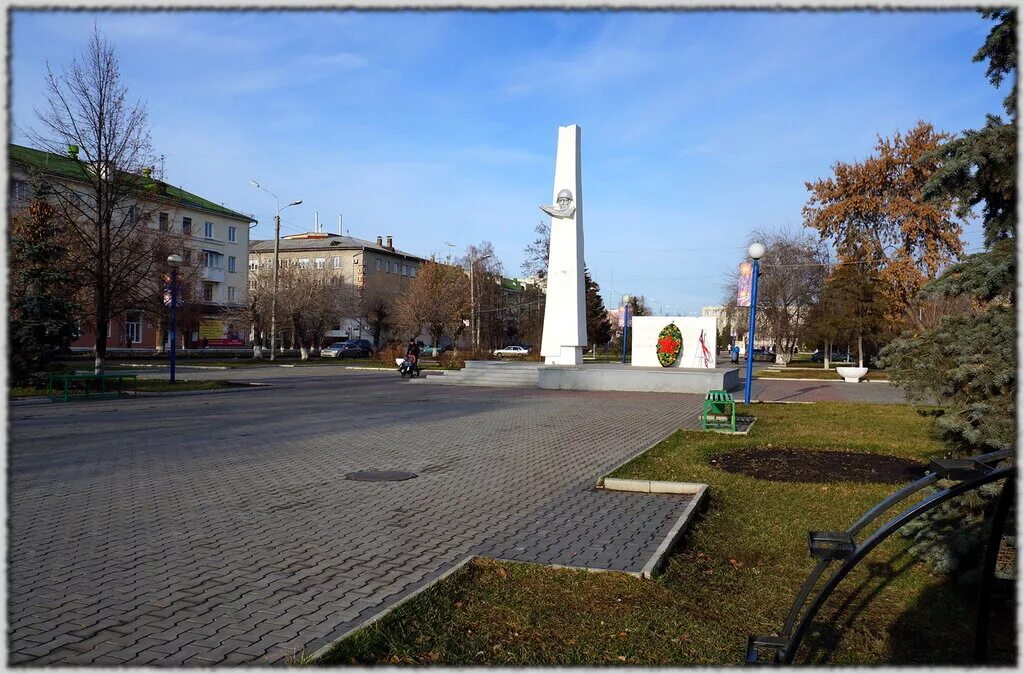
(7, 367), (909, 665)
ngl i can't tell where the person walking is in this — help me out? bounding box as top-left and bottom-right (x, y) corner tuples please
(730, 343), (740, 364)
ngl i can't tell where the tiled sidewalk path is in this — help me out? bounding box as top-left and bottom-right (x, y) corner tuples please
(8, 373), (703, 666)
(746, 378), (911, 404)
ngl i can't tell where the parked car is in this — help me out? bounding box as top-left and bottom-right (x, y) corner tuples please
(811, 349), (852, 363)
(420, 345), (450, 357)
(321, 341), (370, 358)
(493, 345), (530, 357)
(320, 342), (349, 358)
(748, 348), (775, 362)
(347, 339), (373, 355)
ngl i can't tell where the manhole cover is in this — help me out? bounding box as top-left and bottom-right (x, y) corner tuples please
(345, 470), (418, 482)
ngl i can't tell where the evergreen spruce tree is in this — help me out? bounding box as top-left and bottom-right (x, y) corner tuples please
(880, 9), (1016, 574)
(9, 192), (81, 386)
(584, 267), (612, 349)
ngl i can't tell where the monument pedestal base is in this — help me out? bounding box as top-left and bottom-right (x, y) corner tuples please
(421, 362), (739, 393)
(544, 346), (583, 366)
(538, 364), (739, 394)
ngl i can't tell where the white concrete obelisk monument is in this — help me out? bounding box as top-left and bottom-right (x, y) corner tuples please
(539, 124), (586, 365)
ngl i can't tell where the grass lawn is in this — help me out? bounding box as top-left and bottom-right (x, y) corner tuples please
(11, 379), (245, 398)
(757, 368), (889, 381)
(319, 402), (1013, 666)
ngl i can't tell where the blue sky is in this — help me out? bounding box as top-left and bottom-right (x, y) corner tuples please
(9, 10), (1005, 314)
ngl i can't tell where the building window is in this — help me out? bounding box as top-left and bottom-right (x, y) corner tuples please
(203, 251), (223, 268)
(125, 311), (142, 344)
(159, 212), (169, 231)
(204, 221), (214, 238)
(227, 287), (236, 302)
(315, 258), (325, 269)
(228, 256), (236, 273)
(228, 226), (237, 243)
(183, 249), (193, 264)
(249, 260), (259, 270)
(203, 283), (214, 302)
(410, 266), (416, 277)
(375, 259), (381, 271)
(298, 258), (310, 269)
(249, 278), (257, 290)
(182, 217), (192, 235)
(333, 256), (341, 268)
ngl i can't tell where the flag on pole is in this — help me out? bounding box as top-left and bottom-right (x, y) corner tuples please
(697, 329), (712, 368)
(737, 262), (752, 307)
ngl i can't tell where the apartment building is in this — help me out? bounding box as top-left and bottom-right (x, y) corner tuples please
(248, 232), (426, 343)
(8, 143), (255, 350)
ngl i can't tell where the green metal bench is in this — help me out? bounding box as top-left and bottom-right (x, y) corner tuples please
(701, 389), (736, 432)
(48, 372), (139, 402)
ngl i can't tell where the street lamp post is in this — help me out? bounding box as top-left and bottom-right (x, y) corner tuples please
(251, 181), (301, 362)
(167, 254), (182, 384)
(469, 252), (492, 352)
(621, 294), (632, 364)
(743, 242), (765, 404)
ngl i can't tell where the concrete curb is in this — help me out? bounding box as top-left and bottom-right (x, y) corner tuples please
(96, 363), (232, 371)
(307, 555), (477, 663)
(597, 478), (710, 579)
(601, 477), (704, 494)
(135, 384), (271, 398)
(639, 485), (709, 578)
(755, 376), (891, 383)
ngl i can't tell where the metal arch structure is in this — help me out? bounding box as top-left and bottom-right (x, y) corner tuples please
(746, 449), (1016, 666)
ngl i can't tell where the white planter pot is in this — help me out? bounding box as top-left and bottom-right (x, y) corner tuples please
(835, 366), (868, 383)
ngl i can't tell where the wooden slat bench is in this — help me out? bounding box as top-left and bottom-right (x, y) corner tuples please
(48, 372), (139, 402)
(701, 389), (736, 432)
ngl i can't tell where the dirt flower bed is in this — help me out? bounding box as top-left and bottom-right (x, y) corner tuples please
(712, 448), (927, 484)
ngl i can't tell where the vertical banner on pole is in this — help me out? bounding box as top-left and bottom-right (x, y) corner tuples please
(737, 262), (752, 307)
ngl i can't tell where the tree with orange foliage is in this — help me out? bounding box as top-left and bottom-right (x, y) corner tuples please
(802, 121), (963, 326)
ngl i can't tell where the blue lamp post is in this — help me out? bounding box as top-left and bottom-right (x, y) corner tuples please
(621, 294), (632, 364)
(167, 254), (182, 384)
(743, 242), (765, 404)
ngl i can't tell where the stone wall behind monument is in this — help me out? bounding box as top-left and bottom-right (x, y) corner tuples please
(631, 316), (718, 369)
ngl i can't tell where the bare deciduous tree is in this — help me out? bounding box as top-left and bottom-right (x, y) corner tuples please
(29, 29), (167, 373)
(395, 260), (470, 349)
(358, 272), (403, 349)
(750, 227), (829, 360)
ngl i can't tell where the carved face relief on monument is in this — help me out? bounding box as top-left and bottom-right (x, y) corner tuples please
(540, 188), (576, 219)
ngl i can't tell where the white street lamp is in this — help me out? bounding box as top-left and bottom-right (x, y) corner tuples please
(251, 180), (301, 361)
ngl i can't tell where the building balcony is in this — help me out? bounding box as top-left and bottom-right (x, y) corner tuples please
(202, 267), (225, 283)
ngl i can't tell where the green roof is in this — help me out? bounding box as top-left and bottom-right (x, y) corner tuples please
(501, 277), (527, 291)
(9, 144), (256, 223)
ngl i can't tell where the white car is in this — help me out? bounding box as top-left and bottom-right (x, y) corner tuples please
(493, 345), (530, 357)
(320, 342), (348, 358)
